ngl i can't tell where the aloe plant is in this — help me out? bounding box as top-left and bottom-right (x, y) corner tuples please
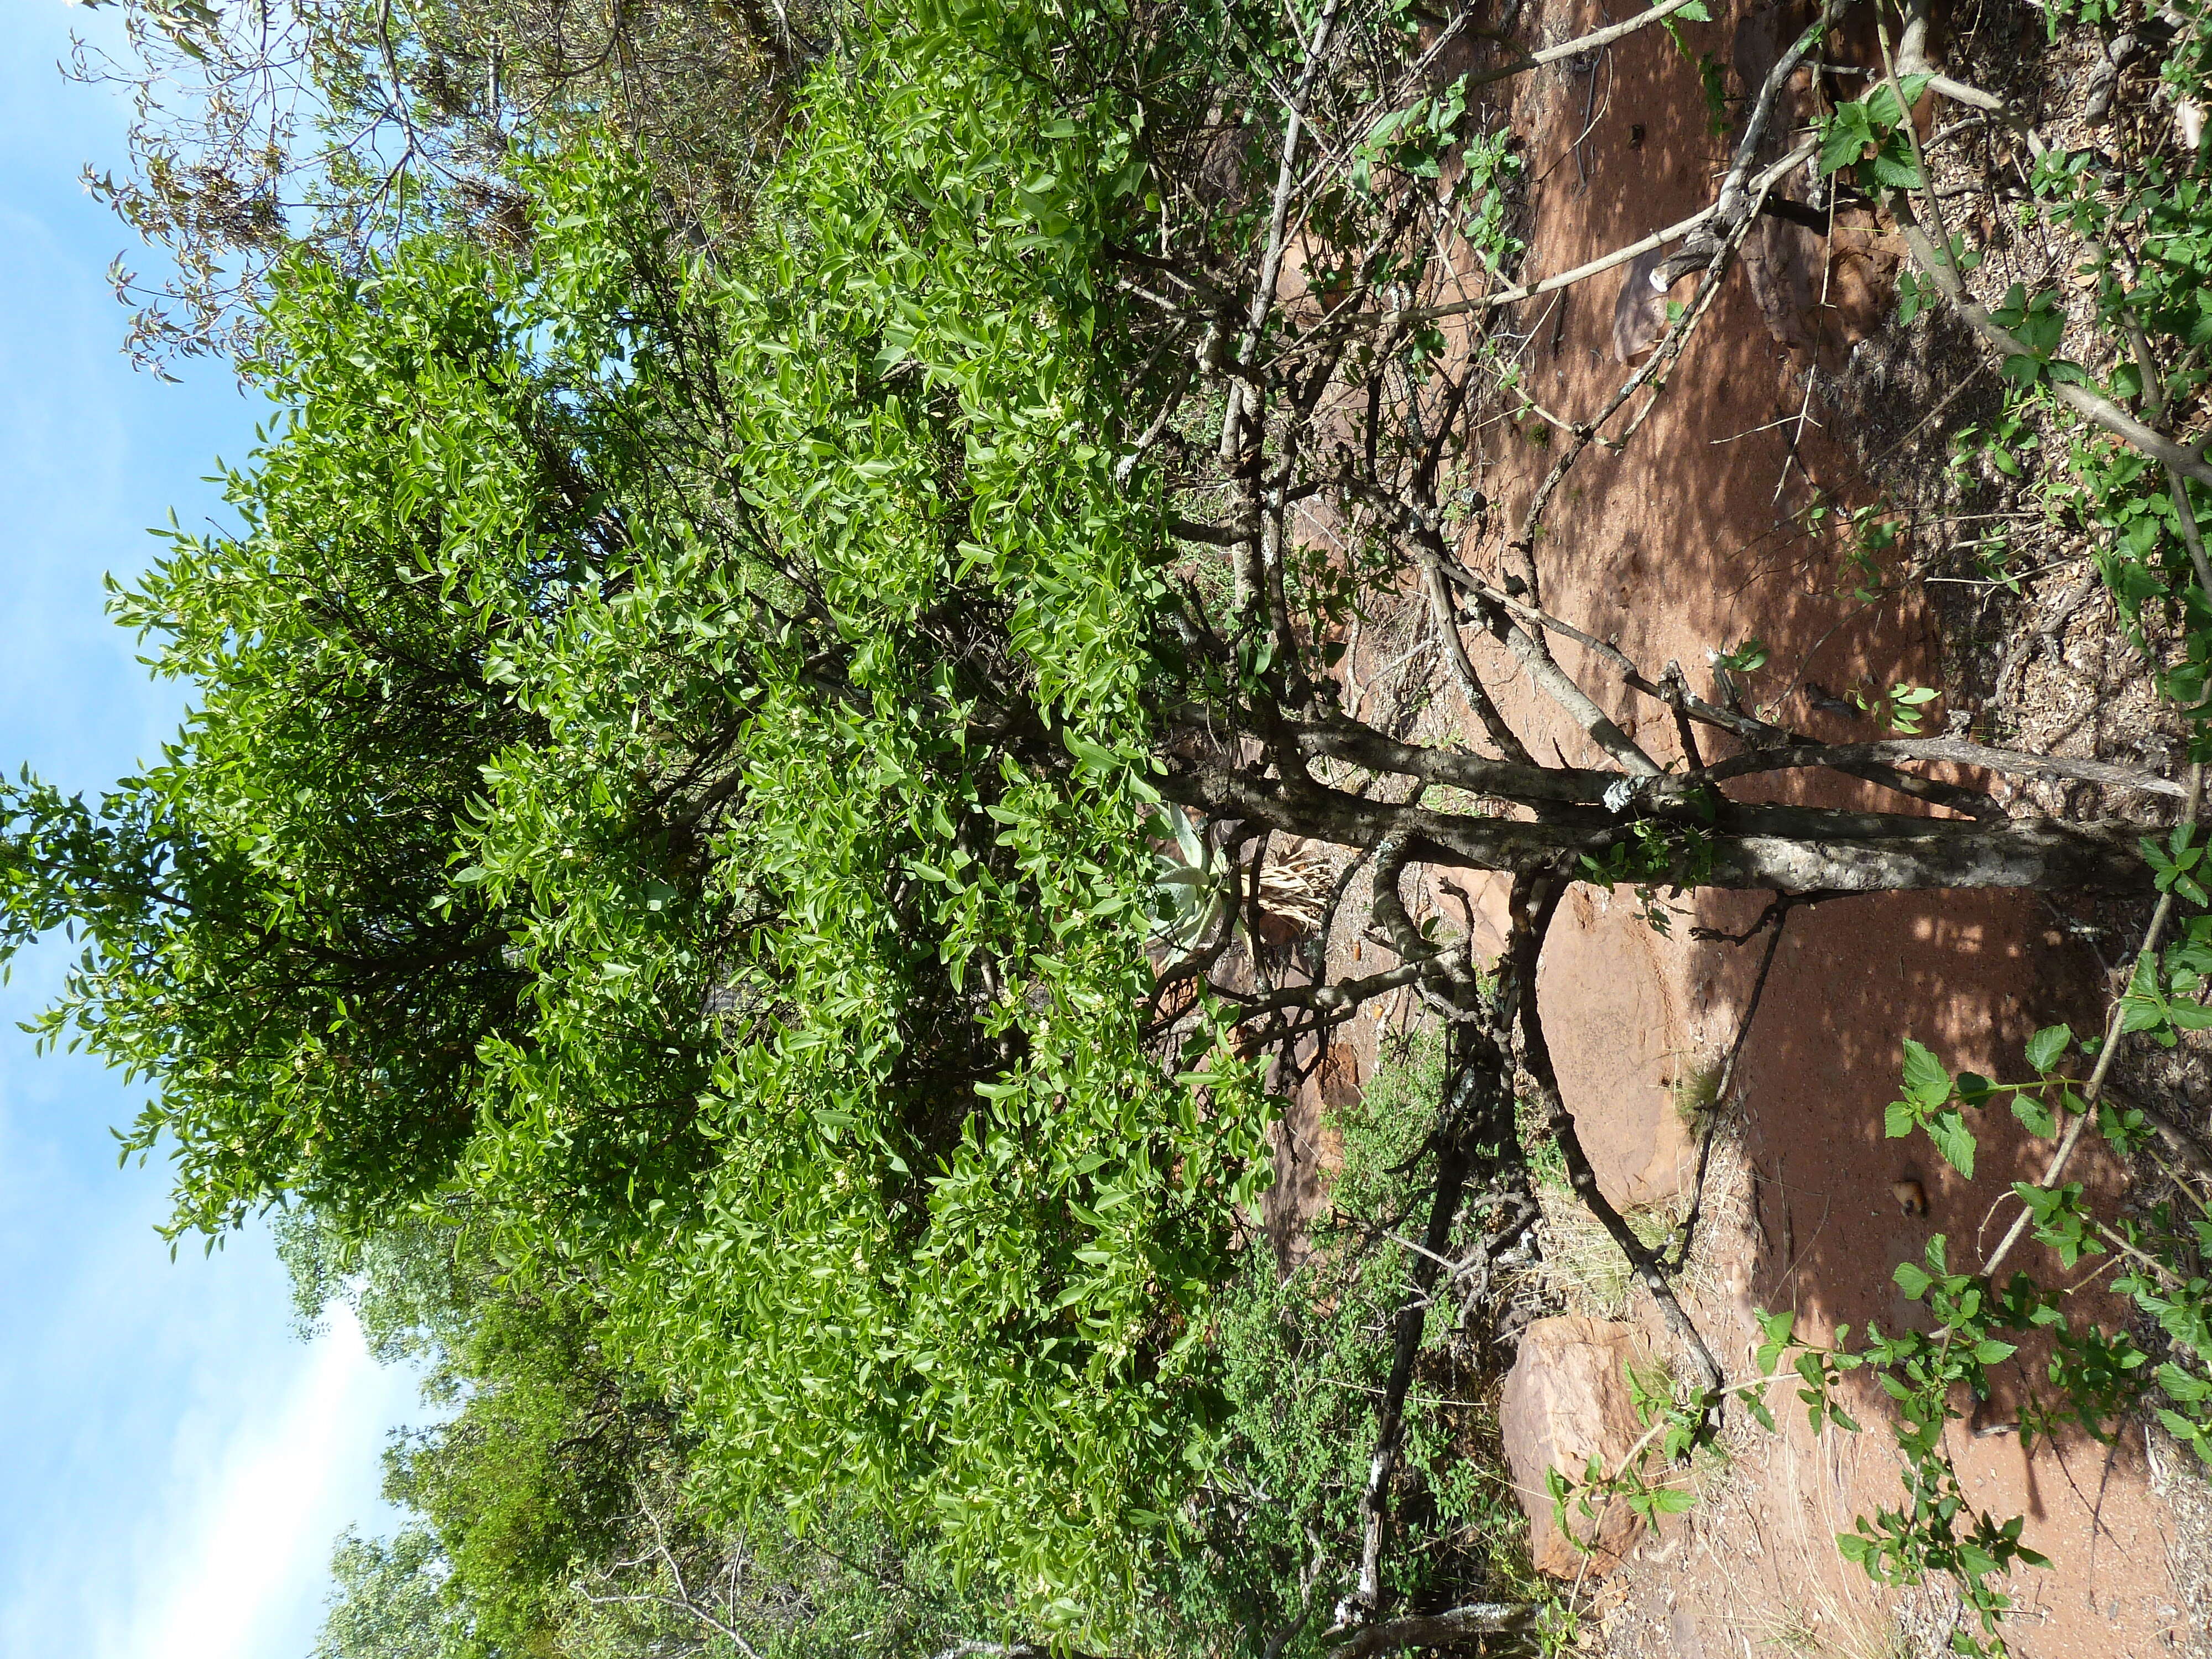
(1151, 810), (1234, 952)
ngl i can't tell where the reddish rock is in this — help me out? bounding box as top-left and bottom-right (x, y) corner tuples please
(1499, 1316), (1652, 1578)
(1317, 1041), (1363, 1110)
(1536, 891), (1700, 1209)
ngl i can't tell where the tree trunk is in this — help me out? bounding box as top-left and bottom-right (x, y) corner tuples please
(1164, 764), (2151, 899)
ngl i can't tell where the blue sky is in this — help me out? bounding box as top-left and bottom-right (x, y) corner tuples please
(0, 9), (420, 1658)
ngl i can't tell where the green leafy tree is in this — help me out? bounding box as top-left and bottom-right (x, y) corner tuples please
(13, 11), (1289, 1635)
(22, 0), (2209, 1647)
(316, 1527), (468, 1659)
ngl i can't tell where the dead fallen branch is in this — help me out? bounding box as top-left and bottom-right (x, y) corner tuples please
(1702, 738), (2188, 799)
(1328, 1600), (1537, 1656)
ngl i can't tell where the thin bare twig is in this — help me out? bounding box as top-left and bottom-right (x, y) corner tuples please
(1984, 761), (2205, 1277)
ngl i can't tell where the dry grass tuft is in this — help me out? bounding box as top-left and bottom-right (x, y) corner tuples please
(1254, 836), (1333, 934)
(1671, 1055), (1724, 1133)
(1750, 1590), (1913, 1659)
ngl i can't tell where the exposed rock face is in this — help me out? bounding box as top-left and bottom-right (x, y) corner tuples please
(1537, 888), (1699, 1209)
(1499, 1316), (1652, 1578)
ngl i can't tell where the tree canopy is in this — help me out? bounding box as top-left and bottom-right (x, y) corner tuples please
(19, 0), (2212, 1651)
(18, 6), (1287, 1616)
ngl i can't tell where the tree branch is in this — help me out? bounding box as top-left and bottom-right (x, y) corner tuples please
(1983, 762), (2205, 1276)
(1328, 1601), (1537, 1656)
(1701, 738), (2185, 800)
(1507, 868), (1728, 1404)
(1888, 197), (2212, 491)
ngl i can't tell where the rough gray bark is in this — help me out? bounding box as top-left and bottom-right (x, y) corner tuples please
(1162, 763), (2152, 899)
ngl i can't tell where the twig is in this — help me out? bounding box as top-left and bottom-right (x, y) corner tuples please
(1464, 0), (1709, 91)
(1888, 196), (2212, 490)
(1362, 138), (1820, 330)
(1420, 547), (1536, 764)
(1220, 0), (1349, 465)
(1983, 761), (2205, 1278)
(1671, 896), (1801, 1272)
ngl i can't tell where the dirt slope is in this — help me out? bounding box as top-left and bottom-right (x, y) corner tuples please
(1291, 2), (2207, 1651)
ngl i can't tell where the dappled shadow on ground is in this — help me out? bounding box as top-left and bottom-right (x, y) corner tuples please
(1310, 2), (2194, 1650)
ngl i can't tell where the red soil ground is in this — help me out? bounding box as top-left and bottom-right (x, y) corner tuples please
(1281, 3), (2204, 1651)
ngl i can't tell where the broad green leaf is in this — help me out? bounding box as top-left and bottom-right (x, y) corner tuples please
(2025, 1023), (2070, 1073)
(1901, 1039), (1952, 1108)
(1927, 1109), (1977, 1180)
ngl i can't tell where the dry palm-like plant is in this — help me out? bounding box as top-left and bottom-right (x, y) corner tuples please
(1254, 837), (1333, 937)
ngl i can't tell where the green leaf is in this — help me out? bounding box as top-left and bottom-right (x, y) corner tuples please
(1901, 1039), (1952, 1108)
(1818, 106), (1874, 176)
(1926, 1108), (1978, 1180)
(2025, 1023), (2070, 1073)
(2010, 1091), (2057, 1138)
(1864, 75), (1933, 129)
(1868, 134), (1923, 189)
(2158, 1361), (2212, 1402)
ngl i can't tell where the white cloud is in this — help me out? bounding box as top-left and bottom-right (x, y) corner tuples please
(0, 1158), (419, 1659)
(106, 1305), (414, 1659)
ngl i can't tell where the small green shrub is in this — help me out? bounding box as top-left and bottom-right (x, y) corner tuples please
(1147, 1030), (1535, 1657)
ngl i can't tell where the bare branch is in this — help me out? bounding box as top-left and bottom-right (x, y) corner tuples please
(1702, 738), (2187, 800)
(1465, 0), (1714, 91)
(1329, 1601), (1537, 1656)
(1355, 137), (1820, 331)
(1220, 0), (1350, 466)
(1887, 198), (2212, 491)
(1417, 549), (1538, 766)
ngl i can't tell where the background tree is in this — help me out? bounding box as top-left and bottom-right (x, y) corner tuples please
(69, 0), (830, 368)
(289, 1215), (985, 1659)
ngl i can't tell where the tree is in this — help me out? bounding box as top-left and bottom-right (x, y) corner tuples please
(294, 1220), (983, 1659)
(15, 11), (1284, 1628)
(316, 1527), (467, 1659)
(68, 0), (828, 367)
(19, 0), (2212, 1647)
